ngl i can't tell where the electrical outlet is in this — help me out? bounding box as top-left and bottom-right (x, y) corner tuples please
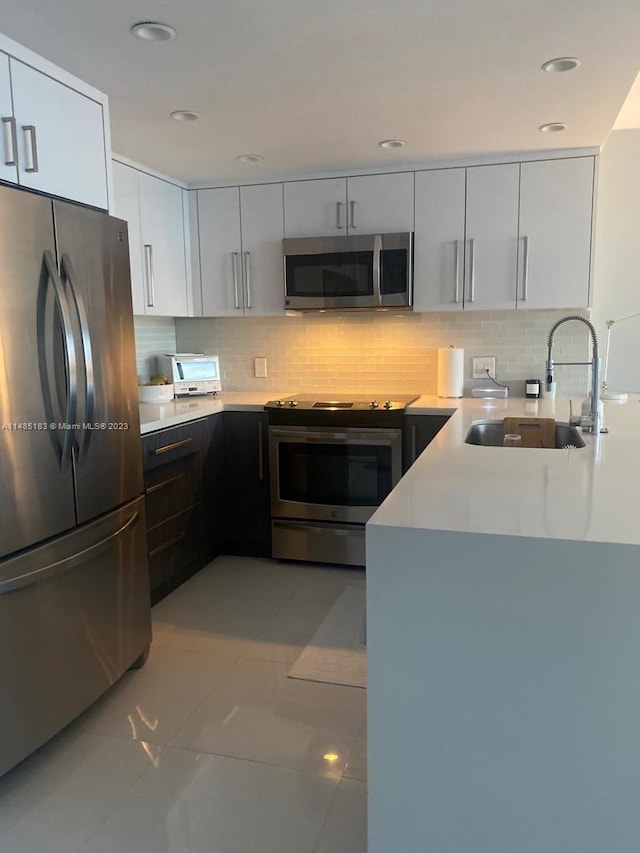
(254, 357), (268, 378)
(472, 356), (496, 379)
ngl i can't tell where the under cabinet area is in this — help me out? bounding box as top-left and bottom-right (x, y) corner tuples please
(403, 415), (451, 472)
(222, 412), (271, 557)
(0, 50), (109, 208)
(196, 183), (285, 317)
(142, 416), (221, 603)
(112, 160), (191, 317)
(413, 156), (595, 311)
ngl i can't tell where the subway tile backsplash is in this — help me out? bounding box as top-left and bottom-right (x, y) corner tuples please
(133, 316), (177, 382)
(175, 309), (592, 397)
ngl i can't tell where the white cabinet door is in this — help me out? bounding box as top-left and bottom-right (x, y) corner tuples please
(10, 59), (108, 209)
(464, 164), (519, 310)
(111, 162), (145, 314)
(518, 157), (594, 309)
(138, 172), (189, 317)
(346, 172), (414, 233)
(240, 183), (285, 316)
(283, 178), (347, 237)
(413, 169), (466, 312)
(198, 187), (243, 316)
(0, 53), (17, 186)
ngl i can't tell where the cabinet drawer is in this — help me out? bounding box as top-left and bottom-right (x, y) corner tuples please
(142, 420), (206, 471)
(147, 505), (205, 601)
(144, 455), (203, 528)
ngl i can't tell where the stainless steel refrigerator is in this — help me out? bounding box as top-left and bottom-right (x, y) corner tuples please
(0, 184), (151, 777)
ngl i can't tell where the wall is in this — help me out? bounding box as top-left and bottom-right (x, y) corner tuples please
(133, 317), (177, 381)
(592, 129), (640, 393)
(175, 310), (591, 397)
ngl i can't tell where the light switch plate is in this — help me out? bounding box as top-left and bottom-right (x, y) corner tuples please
(472, 356), (496, 379)
(254, 357), (268, 378)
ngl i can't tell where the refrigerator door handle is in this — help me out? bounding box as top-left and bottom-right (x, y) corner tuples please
(61, 253), (95, 460)
(43, 251), (77, 470)
(0, 511), (140, 595)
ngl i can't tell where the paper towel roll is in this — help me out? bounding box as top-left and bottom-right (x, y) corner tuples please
(437, 347), (464, 398)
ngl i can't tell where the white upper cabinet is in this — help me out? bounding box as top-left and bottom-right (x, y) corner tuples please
(198, 187), (243, 316)
(414, 169), (466, 311)
(464, 164), (520, 311)
(197, 183), (285, 317)
(239, 183), (285, 316)
(284, 173), (414, 237)
(138, 171), (189, 317)
(284, 178), (348, 237)
(517, 157), (594, 309)
(111, 162), (144, 314)
(10, 59), (108, 209)
(0, 53), (17, 186)
(346, 172), (414, 233)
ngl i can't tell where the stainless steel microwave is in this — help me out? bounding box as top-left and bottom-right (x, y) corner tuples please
(283, 232), (413, 311)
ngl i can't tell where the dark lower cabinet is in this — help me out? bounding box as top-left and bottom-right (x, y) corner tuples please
(403, 414), (451, 472)
(222, 412), (271, 557)
(142, 415), (223, 604)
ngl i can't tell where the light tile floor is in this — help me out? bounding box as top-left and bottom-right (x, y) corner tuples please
(0, 556), (368, 853)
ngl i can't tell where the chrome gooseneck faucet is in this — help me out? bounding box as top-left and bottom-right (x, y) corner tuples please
(546, 314), (607, 435)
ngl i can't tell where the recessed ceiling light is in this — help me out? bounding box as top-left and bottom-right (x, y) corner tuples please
(236, 154), (264, 163)
(131, 22), (176, 41)
(378, 139), (405, 149)
(542, 57), (580, 73)
(170, 110), (200, 122)
(539, 122), (567, 133)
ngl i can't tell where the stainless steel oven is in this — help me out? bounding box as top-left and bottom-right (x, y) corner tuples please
(266, 396), (412, 566)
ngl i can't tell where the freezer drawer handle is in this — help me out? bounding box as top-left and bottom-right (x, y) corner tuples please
(146, 472), (184, 494)
(153, 437), (192, 456)
(61, 253), (96, 461)
(0, 511), (140, 595)
(149, 532), (185, 558)
(43, 251), (77, 470)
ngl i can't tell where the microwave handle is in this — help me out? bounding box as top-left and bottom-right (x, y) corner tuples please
(373, 234), (383, 307)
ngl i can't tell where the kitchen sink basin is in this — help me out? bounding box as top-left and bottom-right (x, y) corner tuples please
(465, 421), (585, 449)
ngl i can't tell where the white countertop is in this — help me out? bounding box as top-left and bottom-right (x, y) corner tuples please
(370, 395), (640, 547)
(139, 392), (292, 435)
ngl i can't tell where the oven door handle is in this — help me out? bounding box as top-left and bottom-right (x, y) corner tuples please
(269, 427), (401, 444)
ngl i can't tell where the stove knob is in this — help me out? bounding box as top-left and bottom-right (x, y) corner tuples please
(383, 400), (393, 410)
(288, 400), (298, 407)
(369, 401), (379, 409)
(275, 400), (285, 408)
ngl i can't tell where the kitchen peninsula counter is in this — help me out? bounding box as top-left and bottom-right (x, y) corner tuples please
(367, 395), (640, 853)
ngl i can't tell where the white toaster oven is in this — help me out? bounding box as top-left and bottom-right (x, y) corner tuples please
(157, 353), (222, 396)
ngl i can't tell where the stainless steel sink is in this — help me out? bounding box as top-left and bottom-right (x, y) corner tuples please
(465, 421), (585, 449)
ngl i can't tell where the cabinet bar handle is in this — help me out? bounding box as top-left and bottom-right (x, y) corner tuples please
(454, 240), (461, 303)
(2, 117), (17, 166)
(336, 201), (344, 230)
(350, 200), (356, 229)
(146, 472), (184, 494)
(244, 251), (252, 309)
(22, 124), (39, 172)
(232, 252), (241, 309)
(153, 437), (192, 456)
(521, 235), (529, 302)
(257, 421), (264, 481)
(411, 424), (417, 462)
(144, 244), (155, 307)
(149, 532), (185, 559)
(468, 239), (476, 304)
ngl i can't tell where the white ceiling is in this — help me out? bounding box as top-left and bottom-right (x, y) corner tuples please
(1, 0), (640, 184)
(614, 70), (640, 129)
